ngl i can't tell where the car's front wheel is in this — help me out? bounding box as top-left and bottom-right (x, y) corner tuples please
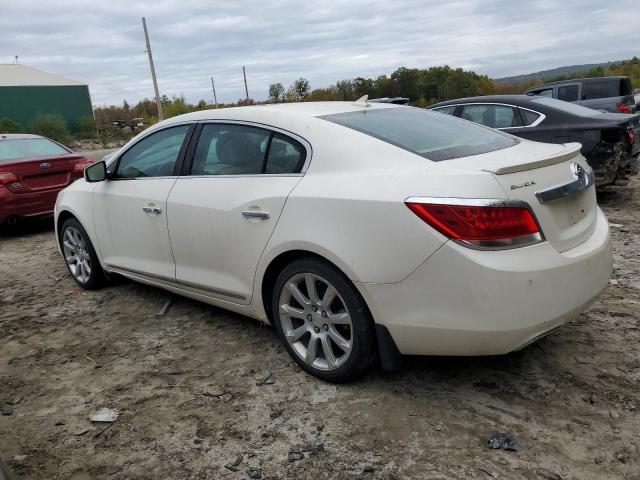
(60, 217), (104, 290)
(272, 258), (377, 382)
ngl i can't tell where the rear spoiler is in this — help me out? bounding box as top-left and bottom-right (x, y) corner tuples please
(484, 143), (582, 175)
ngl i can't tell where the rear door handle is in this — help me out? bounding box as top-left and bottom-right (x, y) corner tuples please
(143, 206), (162, 215)
(242, 210), (270, 219)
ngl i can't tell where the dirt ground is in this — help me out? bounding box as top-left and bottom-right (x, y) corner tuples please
(1, 165), (639, 479)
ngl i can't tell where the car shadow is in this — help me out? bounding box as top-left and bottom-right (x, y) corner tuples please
(0, 216), (55, 239)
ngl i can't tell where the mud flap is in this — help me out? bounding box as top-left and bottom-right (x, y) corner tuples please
(375, 324), (402, 372)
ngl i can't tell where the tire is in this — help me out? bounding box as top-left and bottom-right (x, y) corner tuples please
(271, 258), (377, 382)
(59, 217), (105, 290)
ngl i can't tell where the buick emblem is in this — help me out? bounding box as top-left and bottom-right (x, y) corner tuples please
(39, 162), (51, 169)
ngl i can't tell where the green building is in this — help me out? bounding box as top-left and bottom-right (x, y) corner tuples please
(0, 64), (93, 131)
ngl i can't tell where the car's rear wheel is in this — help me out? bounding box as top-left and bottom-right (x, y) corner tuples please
(272, 258), (376, 382)
(60, 218), (104, 290)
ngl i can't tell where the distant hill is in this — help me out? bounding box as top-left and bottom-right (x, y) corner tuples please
(493, 60), (628, 85)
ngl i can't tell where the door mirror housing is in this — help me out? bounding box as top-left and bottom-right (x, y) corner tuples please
(84, 161), (107, 182)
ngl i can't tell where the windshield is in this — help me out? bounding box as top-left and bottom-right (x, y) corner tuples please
(531, 97), (601, 117)
(0, 138), (69, 163)
(320, 107), (517, 161)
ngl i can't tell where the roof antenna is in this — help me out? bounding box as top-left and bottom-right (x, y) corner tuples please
(353, 94), (369, 107)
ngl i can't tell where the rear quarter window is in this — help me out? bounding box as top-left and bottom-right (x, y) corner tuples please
(320, 107), (517, 162)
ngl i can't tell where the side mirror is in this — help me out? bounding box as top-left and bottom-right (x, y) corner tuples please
(84, 161), (107, 182)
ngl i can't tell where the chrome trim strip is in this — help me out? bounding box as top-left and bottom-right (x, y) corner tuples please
(404, 196), (545, 250)
(107, 265), (247, 301)
(535, 163), (595, 203)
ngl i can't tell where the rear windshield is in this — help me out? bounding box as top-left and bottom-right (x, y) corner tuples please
(0, 138), (69, 163)
(320, 107), (517, 161)
(531, 97), (601, 117)
(583, 79), (630, 99)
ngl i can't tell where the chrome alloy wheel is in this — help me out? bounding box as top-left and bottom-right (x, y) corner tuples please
(278, 272), (353, 371)
(62, 226), (92, 284)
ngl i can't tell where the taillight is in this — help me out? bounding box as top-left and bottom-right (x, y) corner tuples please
(616, 102), (630, 114)
(626, 129), (636, 145)
(405, 198), (543, 250)
(73, 160), (94, 173)
(0, 172), (24, 192)
(0, 172), (17, 185)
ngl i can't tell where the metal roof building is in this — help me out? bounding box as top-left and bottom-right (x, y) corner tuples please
(0, 64), (93, 131)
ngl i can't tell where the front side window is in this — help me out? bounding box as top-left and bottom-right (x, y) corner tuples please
(532, 88), (554, 98)
(191, 124), (306, 175)
(0, 138), (68, 163)
(321, 107), (517, 162)
(459, 104), (522, 129)
(115, 125), (190, 178)
(432, 105), (456, 115)
(557, 84), (580, 102)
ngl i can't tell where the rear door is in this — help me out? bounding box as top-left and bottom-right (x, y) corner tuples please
(166, 122), (308, 304)
(92, 124), (194, 279)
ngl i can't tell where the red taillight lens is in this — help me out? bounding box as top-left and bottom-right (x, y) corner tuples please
(73, 160), (94, 173)
(616, 102), (630, 114)
(626, 130), (636, 145)
(406, 201), (543, 249)
(0, 172), (18, 185)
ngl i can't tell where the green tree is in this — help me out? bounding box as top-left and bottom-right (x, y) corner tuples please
(29, 114), (70, 143)
(293, 77), (310, 100)
(0, 117), (24, 133)
(269, 82), (285, 102)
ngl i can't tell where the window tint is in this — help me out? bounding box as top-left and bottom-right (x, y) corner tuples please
(583, 80), (622, 99)
(460, 105), (522, 129)
(116, 125), (190, 178)
(265, 133), (306, 174)
(433, 105), (456, 115)
(531, 97), (600, 117)
(321, 107), (516, 162)
(519, 109), (542, 126)
(0, 138), (68, 163)
(192, 124), (269, 175)
(557, 84), (579, 102)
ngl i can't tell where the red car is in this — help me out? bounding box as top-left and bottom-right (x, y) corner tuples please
(0, 134), (93, 224)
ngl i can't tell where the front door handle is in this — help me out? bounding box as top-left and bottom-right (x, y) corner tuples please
(143, 206), (162, 215)
(242, 210), (270, 219)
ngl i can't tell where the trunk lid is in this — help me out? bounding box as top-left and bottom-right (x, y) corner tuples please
(0, 154), (85, 193)
(451, 141), (598, 252)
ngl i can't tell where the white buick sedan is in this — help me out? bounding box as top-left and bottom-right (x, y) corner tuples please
(55, 101), (612, 381)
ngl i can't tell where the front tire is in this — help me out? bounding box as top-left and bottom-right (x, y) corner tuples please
(272, 258), (377, 382)
(60, 217), (105, 290)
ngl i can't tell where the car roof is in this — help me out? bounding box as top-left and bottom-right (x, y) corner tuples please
(430, 95), (534, 108)
(527, 76), (628, 89)
(0, 133), (45, 140)
(156, 101), (400, 127)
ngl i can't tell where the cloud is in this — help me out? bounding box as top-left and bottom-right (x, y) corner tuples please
(0, 0), (638, 105)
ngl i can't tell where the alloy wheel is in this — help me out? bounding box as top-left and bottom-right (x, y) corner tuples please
(278, 272), (353, 371)
(62, 226), (92, 284)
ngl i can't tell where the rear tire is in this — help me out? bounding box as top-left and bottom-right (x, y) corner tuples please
(271, 258), (377, 382)
(60, 217), (105, 290)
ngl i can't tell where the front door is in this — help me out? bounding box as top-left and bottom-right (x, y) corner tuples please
(167, 122), (308, 303)
(92, 124), (193, 279)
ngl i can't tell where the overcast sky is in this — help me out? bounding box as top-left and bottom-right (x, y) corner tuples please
(1, 0), (638, 106)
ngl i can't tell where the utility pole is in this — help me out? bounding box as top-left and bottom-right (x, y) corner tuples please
(142, 17), (163, 121)
(211, 76), (218, 108)
(242, 66), (249, 104)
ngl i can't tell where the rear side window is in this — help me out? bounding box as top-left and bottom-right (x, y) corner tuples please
(190, 124), (306, 175)
(0, 138), (68, 163)
(459, 104), (522, 129)
(557, 84), (579, 102)
(321, 107), (517, 162)
(583, 80), (622, 99)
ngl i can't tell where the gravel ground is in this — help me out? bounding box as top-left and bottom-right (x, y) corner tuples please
(1, 176), (639, 479)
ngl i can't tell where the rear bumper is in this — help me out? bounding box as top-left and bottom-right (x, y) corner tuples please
(357, 208), (612, 356)
(587, 144), (620, 186)
(0, 186), (63, 223)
